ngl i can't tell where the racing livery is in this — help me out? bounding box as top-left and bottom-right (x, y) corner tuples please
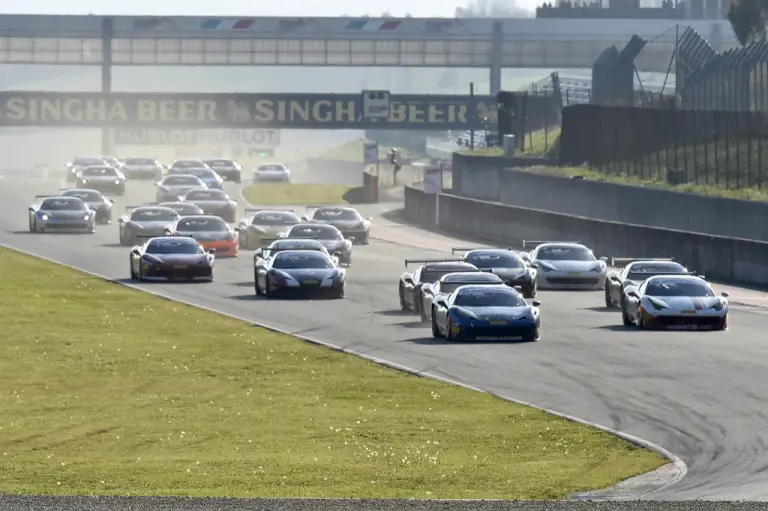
(204, 159), (241, 183)
(420, 271), (505, 322)
(28, 195), (95, 233)
(157, 202), (205, 217)
(431, 285), (542, 342)
(252, 163), (291, 182)
(121, 157), (164, 180)
(65, 156), (107, 182)
(453, 247), (538, 297)
(399, 259), (479, 315)
(119, 206), (180, 245)
(303, 206), (372, 244)
(622, 275), (729, 330)
(523, 240), (607, 290)
(255, 249), (346, 298)
(165, 215), (239, 257)
(277, 223), (352, 264)
(237, 209), (302, 249)
(181, 189), (237, 222)
(75, 165), (127, 195)
(156, 175), (208, 203)
(605, 258), (692, 308)
(59, 188), (114, 224)
(129, 235), (215, 282)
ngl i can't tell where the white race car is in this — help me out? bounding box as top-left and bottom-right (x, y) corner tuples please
(522, 240), (607, 290)
(622, 274), (729, 331)
(252, 163), (291, 182)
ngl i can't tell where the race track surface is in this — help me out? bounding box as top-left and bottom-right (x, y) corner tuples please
(2, 178), (768, 501)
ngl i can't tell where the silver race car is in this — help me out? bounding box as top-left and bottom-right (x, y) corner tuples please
(605, 258), (693, 308)
(121, 157), (165, 180)
(420, 271), (505, 322)
(157, 202), (205, 217)
(59, 188), (114, 224)
(303, 206), (372, 244)
(118, 206), (180, 246)
(252, 163), (291, 182)
(156, 175), (208, 203)
(181, 189), (238, 222)
(75, 165), (127, 195)
(276, 223), (353, 264)
(28, 195), (95, 233)
(622, 275), (729, 331)
(523, 240), (607, 290)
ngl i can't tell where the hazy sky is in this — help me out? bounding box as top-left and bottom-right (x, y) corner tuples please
(0, 0), (538, 18)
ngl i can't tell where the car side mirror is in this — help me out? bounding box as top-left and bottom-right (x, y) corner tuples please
(163, 228), (172, 235)
(339, 263), (349, 268)
(346, 236), (356, 242)
(513, 286), (522, 292)
(627, 291), (639, 298)
(530, 263), (538, 268)
(599, 256), (608, 262)
(532, 300), (541, 307)
(720, 291), (730, 297)
(434, 299), (447, 308)
(403, 276), (414, 284)
(130, 248), (141, 256)
(610, 275), (621, 282)
(366, 217), (372, 221)
(207, 249), (216, 255)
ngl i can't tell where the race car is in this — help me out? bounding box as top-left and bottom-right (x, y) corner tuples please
(119, 206), (180, 245)
(28, 195), (95, 233)
(255, 249), (346, 298)
(168, 159), (211, 172)
(399, 259), (480, 315)
(605, 258), (693, 308)
(254, 238), (334, 265)
(302, 206), (372, 244)
(522, 240), (607, 290)
(121, 157), (165, 180)
(204, 159), (241, 183)
(252, 163), (291, 182)
(236, 209), (302, 249)
(622, 274), (729, 331)
(431, 285), (542, 342)
(181, 189), (237, 222)
(65, 155), (108, 182)
(59, 188), (114, 224)
(452, 247), (538, 298)
(99, 155), (122, 169)
(158, 201), (205, 217)
(156, 175), (208, 203)
(129, 235), (215, 282)
(167, 167), (224, 189)
(165, 215), (238, 257)
(75, 165), (127, 195)
(420, 271), (505, 322)
(276, 223), (352, 264)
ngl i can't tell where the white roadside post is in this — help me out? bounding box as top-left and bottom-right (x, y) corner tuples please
(422, 164), (443, 227)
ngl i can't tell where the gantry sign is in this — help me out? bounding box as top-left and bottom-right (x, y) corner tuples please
(0, 92), (497, 130)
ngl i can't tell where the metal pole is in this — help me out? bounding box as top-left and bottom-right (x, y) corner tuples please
(469, 82), (475, 151)
(101, 16), (114, 156)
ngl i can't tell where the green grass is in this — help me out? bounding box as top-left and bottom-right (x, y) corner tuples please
(460, 127), (561, 158)
(243, 183), (354, 205)
(0, 247), (667, 498)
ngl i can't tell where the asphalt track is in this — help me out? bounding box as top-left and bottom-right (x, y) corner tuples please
(3, 177), (768, 501)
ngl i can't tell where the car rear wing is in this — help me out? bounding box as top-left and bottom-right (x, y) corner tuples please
(244, 208), (295, 213)
(404, 258), (464, 267)
(34, 194), (57, 199)
(125, 205), (143, 210)
(611, 257), (676, 266)
(522, 240), (581, 249)
(260, 236), (318, 243)
(451, 246), (514, 254)
(135, 234), (194, 239)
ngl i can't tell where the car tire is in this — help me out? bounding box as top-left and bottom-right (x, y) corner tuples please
(255, 271), (262, 295)
(715, 315), (728, 331)
(361, 233), (370, 245)
(419, 300), (429, 322)
(621, 305), (632, 326)
(604, 284), (613, 307)
(399, 284), (408, 311)
(445, 319), (454, 341)
(523, 284), (536, 299)
(29, 217), (35, 233)
(526, 327), (541, 342)
(335, 283), (345, 299)
(137, 263), (144, 282)
(637, 309), (647, 329)
(431, 310), (442, 338)
(129, 258), (138, 280)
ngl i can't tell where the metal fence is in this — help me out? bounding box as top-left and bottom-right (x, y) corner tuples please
(560, 104), (768, 189)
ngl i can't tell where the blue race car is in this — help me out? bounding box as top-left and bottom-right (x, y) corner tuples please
(431, 285), (541, 342)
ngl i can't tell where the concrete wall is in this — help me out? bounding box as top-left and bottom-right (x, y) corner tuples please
(451, 154), (768, 242)
(403, 186), (768, 286)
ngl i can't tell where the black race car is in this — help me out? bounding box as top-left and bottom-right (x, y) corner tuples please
(605, 258), (693, 308)
(303, 206), (372, 244)
(452, 247), (538, 298)
(182, 189), (238, 222)
(59, 188), (114, 224)
(277, 223), (353, 264)
(255, 249), (346, 298)
(158, 202), (205, 217)
(399, 259), (479, 316)
(204, 159), (242, 183)
(65, 156), (108, 183)
(129, 235), (215, 282)
(75, 165), (127, 195)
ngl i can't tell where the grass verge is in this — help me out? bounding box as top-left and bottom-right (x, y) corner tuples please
(0, 247), (666, 498)
(460, 127), (561, 158)
(242, 183), (355, 205)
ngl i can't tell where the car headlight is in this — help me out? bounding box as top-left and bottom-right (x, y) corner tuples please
(114, 180), (120, 184)
(80, 179), (88, 184)
(83, 214), (90, 220)
(647, 297), (667, 310)
(590, 263), (604, 272)
(223, 232), (234, 241)
(40, 214), (49, 221)
(321, 275), (337, 286)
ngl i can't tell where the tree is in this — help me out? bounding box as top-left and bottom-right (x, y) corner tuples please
(728, 0), (768, 44)
(454, 0), (534, 18)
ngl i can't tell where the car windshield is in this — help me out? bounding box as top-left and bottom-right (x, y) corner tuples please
(270, 242), (323, 252)
(185, 190), (227, 201)
(73, 157), (104, 166)
(421, 267), (474, 284)
(258, 165), (285, 171)
(313, 208), (360, 221)
(146, 239), (203, 255)
(64, 191), (103, 202)
(82, 167), (118, 176)
(441, 281), (501, 294)
(466, 251), (524, 268)
(454, 288), (526, 307)
(206, 160), (235, 167)
(172, 161), (204, 168)
(645, 279), (714, 297)
(252, 211), (300, 225)
(186, 169), (216, 179)
(273, 252), (333, 269)
(125, 158), (156, 165)
(131, 209), (179, 221)
(177, 217), (228, 232)
(288, 226), (340, 240)
(41, 198), (85, 211)
(160, 203), (201, 215)
(536, 246), (595, 261)
(163, 176), (200, 186)
(627, 262), (686, 280)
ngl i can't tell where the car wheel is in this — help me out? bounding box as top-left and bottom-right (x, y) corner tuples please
(621, 305), (633, 326)
(28, 217), (35, 233)
(528, 327), (541, 342)
(445, 319), (454, 341)
(255, 271), (262, 295)
(129, 258), (137, 280)
(419, 300), (429, 322)
(431, 310), (442, 338)
(399, 284), (408, 311)
(523, 284), (536, 299)
(715, 315), (728, 331)
(604, 285), (613, 307)
(137, 263), (144, 282)
(119, 228), (126, 245)
(265, 279), (272, 298)
(637, 309), (646, 329)
(361, 233), (370, 245)
(335, 283), (345, 299)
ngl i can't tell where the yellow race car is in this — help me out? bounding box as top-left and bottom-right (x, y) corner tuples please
(236, 208), (302, 249)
